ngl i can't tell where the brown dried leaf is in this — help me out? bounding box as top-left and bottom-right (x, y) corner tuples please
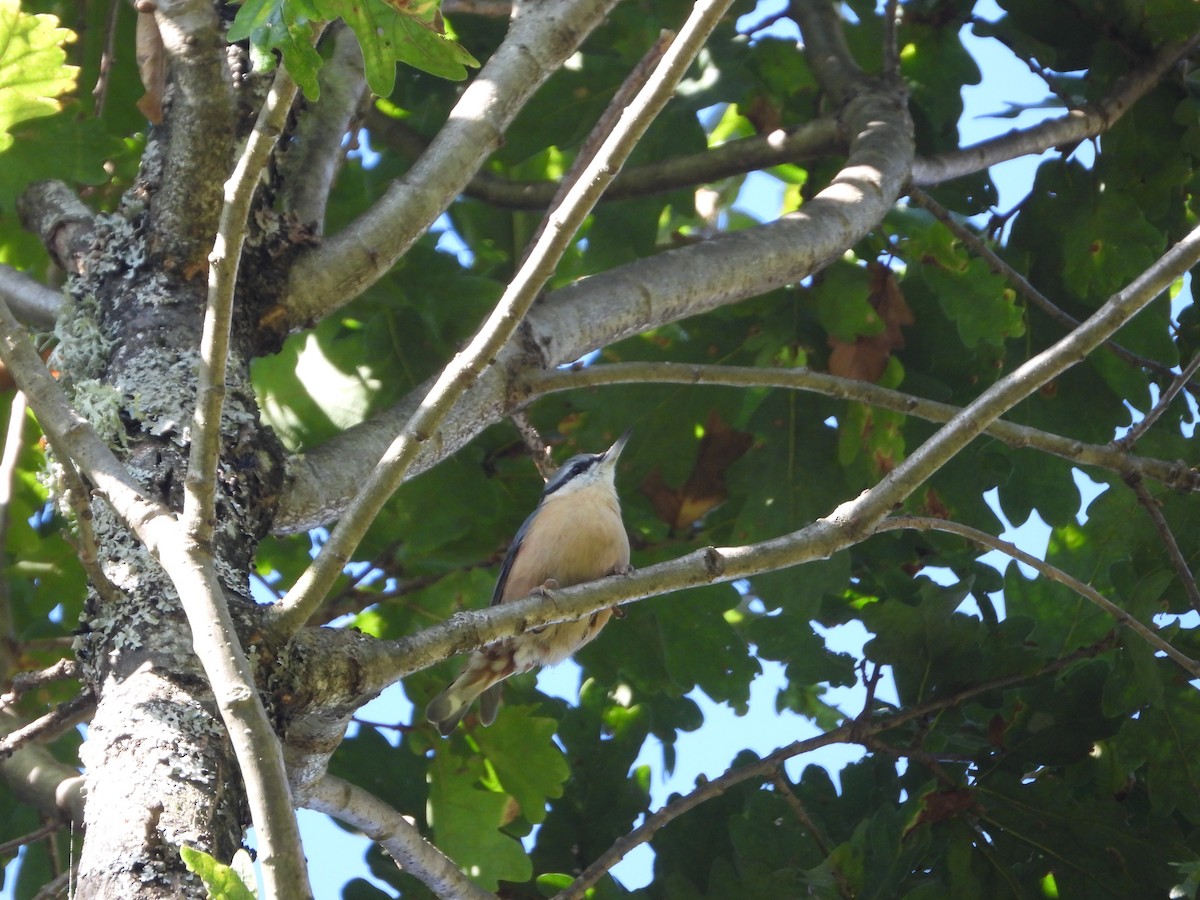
(640, 412), (752, 532)
(827, 263), (914, 382)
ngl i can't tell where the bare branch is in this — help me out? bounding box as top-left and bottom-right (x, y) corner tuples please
(509, 411), (555, 481)
(274, 50), (913, 532)
(15, 181), (95, 275)
(912, 33), (1200, 185)
(1, 659), (80, 708)
(269, 0), (738, 634)
(280, 0), (622, 329)
(1116, 352), (1200, 449)
(0, 391), (25, 671)
(908, 187), (1186, 386)
(791, 0), (872, 102)
(530, 361), (1200, 492)
(877, 515), (1200, 678)
(304, 775), (494, 900)
(1125, 477), (1200, 616)
(0, 266), (62, 330)
(554, 641), (1106, 900)
(0, 300), (175, 545)
(0, 820), (62, 858)
(178, 53), (317, 899)
(185, 48), (309, 543)
(0, 707), (85, 826)
(836, 221), (1200, 536)
(518, 27), (676, 263)
(276, 25), (368, 230)
(369, 112), (842, 209)
(0, 690), (94, 757)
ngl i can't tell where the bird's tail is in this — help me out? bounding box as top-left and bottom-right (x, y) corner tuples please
(425, 658), (506, 736)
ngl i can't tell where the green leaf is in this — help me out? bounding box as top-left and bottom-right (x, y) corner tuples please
(920, 257), (1025, 348)
(427, 743), (532, 890)
(314, 0), (478, 94)
(179, 846), (257, 900)
(474, 707), (570, 825)
(0, 0), (78, 152)
(227, 0), (323, 99)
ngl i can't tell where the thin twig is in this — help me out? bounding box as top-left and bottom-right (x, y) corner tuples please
(908, 187), (1186, 388)
(1116, 352), (1200, 450)
(877, 515), (1200, 679)
(912, 34), (1200, 185)
(1125, 477), (1200, 615)
(509, 411), (555, 481)
(183, 30), (316, 543)
(518, 27), (676, 267)
(0, 691), (95, 757)
(178, 47), (320, 900)
(91, 1), (122, 117)
(553, 646), (1103, 900)
(528, 361), (1200, 493)
(269, 0), (737, 636)
(0, 391), (26, 676)
(881, 0), (901, 80)
(0, 820), (61, 857)
(30, 868), (72, 900)
(366, 112), (843, 210)
(1, 659), (80, 709)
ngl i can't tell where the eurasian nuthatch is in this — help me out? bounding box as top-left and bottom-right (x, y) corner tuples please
(425, 430), (632, 736)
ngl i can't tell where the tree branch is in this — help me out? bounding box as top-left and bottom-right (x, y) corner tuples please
(911, 33), (1199, 185)
(1125, 477), (1200, 616)
(1, 659), (80, 708)
(185, 48), (308, 543)
(268, 0), (737, 634)
(0, 391), (25, 675)
(529, 361), (1200, 493)
(0, 690), (94, 757)
(279, 0), (622, 329)
(0, 266), (62, 330)
(876, 515), (1200, 678)
(15, 181), (95, 277)
(833, 221), (1200, 539)
(149, 0), (235, 271)
(172, 53), (317, 899)
(366, 111), (843, 210)
(274, 38), (913, 531)
(908, 187), (1188, 387)
(0, 302), (175, 544)
(1116, 352), (1200, 450)
(305, 222), (1200, 707)
(304, 775), (495, 900)
(554, 640), (1107, 900)
(276, 25), (367, 230)
(0, 707), (85, 827)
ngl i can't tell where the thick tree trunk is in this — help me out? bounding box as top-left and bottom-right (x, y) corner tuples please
(53, 166), (287, 893)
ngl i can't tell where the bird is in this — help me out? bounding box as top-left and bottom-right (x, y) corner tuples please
(425, 429), (632, 736)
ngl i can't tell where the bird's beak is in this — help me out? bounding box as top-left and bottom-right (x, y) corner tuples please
(602, 428), (632, 469)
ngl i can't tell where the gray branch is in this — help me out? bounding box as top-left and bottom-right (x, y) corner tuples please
(0, 266), (59, 334)
(275, 47), (913, 531)
(277, 25), (368, 230)
(304, 775), (494, 900)
(279, 0), (622, 329)
(912, 33), (1199, 185)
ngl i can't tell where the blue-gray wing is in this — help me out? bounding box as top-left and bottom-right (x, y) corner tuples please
(490, 506), (539, 606)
